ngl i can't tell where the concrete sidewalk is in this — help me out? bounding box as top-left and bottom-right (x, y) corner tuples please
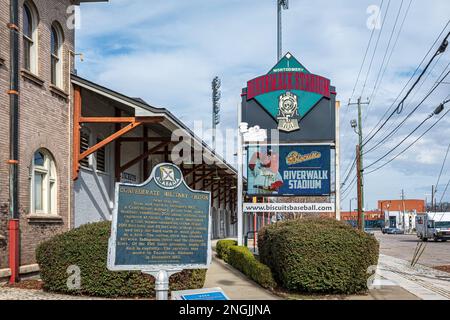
(203, 240), (280, 300)
(376, 254), (450, 300)
(205, 240), (423, 300)
(204, 255), (281, 300)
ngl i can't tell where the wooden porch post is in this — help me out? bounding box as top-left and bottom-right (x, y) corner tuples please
(115, 109), (122, 182)
(143, 126), (149, 179)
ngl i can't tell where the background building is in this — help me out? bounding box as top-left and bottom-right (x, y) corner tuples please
(378, 199), (425, 213)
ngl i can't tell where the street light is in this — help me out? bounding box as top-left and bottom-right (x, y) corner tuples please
(350, 119), (357, 134)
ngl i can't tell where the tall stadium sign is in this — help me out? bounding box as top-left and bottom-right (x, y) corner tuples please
(241, 53), (336, 143)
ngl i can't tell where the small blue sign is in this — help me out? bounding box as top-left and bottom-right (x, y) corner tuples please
(182, 291), (228, 300)
(247, 145), (331, 196)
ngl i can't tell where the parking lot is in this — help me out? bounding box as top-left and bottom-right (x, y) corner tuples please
(375, 231), (450, 267)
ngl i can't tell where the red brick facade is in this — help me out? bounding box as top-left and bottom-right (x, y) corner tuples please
(378, 199), (425, 213)
(0, 0), (75, 269)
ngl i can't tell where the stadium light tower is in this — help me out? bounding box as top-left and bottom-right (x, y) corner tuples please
(212, 76), (221, 151)
(277, 0), (289, 61)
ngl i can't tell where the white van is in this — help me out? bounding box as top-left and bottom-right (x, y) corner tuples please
(416, 212), (450, 242)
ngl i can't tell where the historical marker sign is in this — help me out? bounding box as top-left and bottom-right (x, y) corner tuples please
(108, 163), (212, 272)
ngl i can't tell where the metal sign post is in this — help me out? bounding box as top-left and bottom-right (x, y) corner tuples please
(145, 270), (181, 300)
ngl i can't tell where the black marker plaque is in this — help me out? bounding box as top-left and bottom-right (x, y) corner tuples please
(108, 163), (211, 271)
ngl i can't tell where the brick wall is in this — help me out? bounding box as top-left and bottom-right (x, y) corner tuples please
(0, 0), (75, 269)
(378, 199), (425, 213)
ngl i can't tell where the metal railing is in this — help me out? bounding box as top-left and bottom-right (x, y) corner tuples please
(244, 231), (258, 253)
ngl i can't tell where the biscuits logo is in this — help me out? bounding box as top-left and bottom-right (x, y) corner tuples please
(286, 151), (322, 165)
(277, 92), (300, 132)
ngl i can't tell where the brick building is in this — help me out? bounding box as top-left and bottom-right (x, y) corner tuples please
(0, 0), (92, 280)
(378, 199), (425, 213)
(1, 0), (238, 281)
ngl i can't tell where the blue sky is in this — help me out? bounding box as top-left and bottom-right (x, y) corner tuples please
(75, 0), (450, 210)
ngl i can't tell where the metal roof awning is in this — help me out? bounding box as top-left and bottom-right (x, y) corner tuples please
(70, 74), (238, 177)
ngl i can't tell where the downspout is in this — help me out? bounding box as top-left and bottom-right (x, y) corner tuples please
(8, 0), (20, 284)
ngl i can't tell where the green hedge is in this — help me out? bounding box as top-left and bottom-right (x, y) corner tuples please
(228, 246), (276, 289)
(36, 221), (206, 298)
(258, 217), (379, 294)
(216, 239), (238, 262)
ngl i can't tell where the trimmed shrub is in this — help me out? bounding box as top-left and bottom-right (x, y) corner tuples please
(228, 246), (276, 289)
(258, 217), (379, 294)
(216, 239), (238, 262)
(36, 221), (206, 298)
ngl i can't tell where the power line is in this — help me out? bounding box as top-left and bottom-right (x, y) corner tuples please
(365, 54), (446, 154)
(365, 113), (436, 171)
(341, 156), (357, 187)
(365, 105), (450, 175)
(435, 142), (450, 194)
(341, 176), (358, 201)
(363, 21), (450, 145)
(364, 0), (412, 123)
(360, 0), (392, 99)
(341, 0), (385, 177)
(363, 31), (449, 148)
(363, 66), (450, 155)
(348, 0), (384, 105)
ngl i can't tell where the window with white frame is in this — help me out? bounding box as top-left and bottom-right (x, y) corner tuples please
(23, 1), (39, 74)
(31, 149), (57, 215)
(50, 22), (64, 88)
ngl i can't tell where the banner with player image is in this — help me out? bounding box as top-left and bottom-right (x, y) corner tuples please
(246, 144), (331, 196)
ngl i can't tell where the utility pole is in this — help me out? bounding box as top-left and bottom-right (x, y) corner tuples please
(356, 145), (362, 230)
(349, 97), (370, 231)
(277, 0), (289, 61)
(401, 189), (406, 232)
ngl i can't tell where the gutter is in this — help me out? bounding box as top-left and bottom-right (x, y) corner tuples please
(8, 0), (20, 284)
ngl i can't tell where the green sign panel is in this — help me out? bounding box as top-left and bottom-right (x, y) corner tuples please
(107, 163), (212, 272)
(245, 52), (331, 133)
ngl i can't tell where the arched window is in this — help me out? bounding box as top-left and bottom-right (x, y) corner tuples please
(31, 149), (57, 214)
(50, 22), (64, 88)
(23, 1), (38, 73)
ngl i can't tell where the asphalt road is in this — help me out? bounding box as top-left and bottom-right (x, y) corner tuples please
(375, 231), (450, 267)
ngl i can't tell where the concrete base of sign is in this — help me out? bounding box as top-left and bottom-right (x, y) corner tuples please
(144, 270), (182, 300)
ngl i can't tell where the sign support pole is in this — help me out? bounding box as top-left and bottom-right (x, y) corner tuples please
(145, 270), (181, 300)
(237, 103), (244, 246)
(335, 101), (341, 220)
